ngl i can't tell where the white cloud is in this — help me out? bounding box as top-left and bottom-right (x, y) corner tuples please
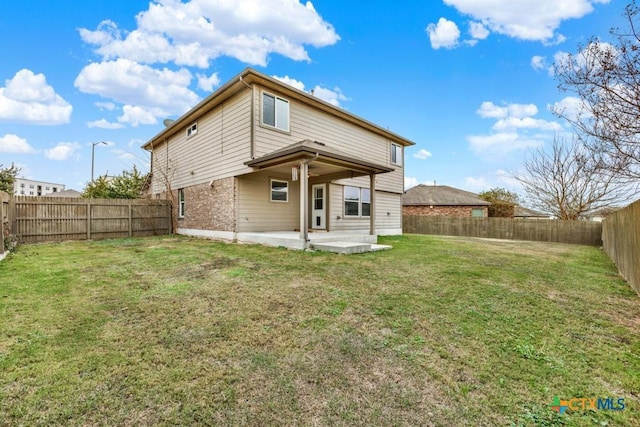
(44, 142), (81, 161)
(273, 75), (306, 91)
(468, 132), (544, 155)
(476, 101), (538, 119)
(414, 149), (433, 159)
(0, 134), (35, 153)
(551, 96), (586, 122)
(426, 17), (460, 49)
(112, 148), (137, 161)
(95, 101), (116, 110)
(273, 75), (347, 107)
(470, 100), (560, 155)
(464, 169), (522, 192)
(443, 0), (610, 42)
(118, 105), (164, 127)
(493, 117), (562, 132)
(0, 69), (72, 125)
(311, 85), (347, 107)
(469, 22), (489, 40)
(78, 0), (339, 68)
(87, 119), (125, 129)
(463, 176), (489, 192)
(75, 59), (198, 113)
(197, 72), (220, 92)
(405, 176), (419, 190)
(531, 55), (547, 71)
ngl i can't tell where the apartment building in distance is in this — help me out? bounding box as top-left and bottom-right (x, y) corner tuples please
(14, 178), (65, 196)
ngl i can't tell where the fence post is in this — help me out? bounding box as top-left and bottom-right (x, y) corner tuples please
(87, 200), (91, 240)
(128, 202), (133, 238)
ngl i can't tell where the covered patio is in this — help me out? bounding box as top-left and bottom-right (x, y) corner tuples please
(243, 139), (394, 251)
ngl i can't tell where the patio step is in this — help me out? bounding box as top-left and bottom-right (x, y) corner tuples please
(311, 241), (372, 254)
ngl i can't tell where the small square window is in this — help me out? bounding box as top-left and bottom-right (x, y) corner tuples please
(186, 123), (197, 137)
(270, 179), (288, 202)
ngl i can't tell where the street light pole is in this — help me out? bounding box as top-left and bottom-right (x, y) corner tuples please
(91, 141), (107, 182)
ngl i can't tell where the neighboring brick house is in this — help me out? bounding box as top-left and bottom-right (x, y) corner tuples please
(402, 185), (490, 217)
(143, 68), (414, 249)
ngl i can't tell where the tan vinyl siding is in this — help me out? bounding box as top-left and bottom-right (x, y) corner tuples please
(237, 172), (300, 232)
(328, 184), (402, 232)
(328, 184), (369, 232)
(253, 87), (404, 194)
(375, 191), (402, 230)
(150, 89), (252, 194)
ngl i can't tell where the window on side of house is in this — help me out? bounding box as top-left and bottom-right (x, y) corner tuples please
(270, 179), (289, 202)
(391, 143), (403, 166)
(344, 186), (371, 217)
(262, 92), (290, 132)
(178, 188), (185, 218)
(186, 122), (197, 137)
(472, 208), (484, 217)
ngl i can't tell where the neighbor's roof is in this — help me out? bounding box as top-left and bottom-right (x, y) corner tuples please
(514, 206), (549, 217)
(402, 185), (491, 206)
(142, 68), (415, 151)
(43, 189), (82, 198)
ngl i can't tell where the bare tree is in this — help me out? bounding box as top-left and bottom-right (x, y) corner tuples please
(515, 138), (635, 220)
(553, 1), (640, 179)
(148, 143), (179, 233)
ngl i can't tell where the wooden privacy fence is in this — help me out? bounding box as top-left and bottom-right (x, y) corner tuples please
(10, 196), (172, 243)
(602, 200), (640, 295)
(1, 191), (9, 250)
(403, 215), (603, 246)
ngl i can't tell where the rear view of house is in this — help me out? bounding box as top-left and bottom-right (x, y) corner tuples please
(143, 68), (414, 249)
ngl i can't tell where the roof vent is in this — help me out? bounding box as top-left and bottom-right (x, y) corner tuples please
(163, 119), (175, 127)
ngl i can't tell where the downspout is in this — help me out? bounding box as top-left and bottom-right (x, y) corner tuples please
(299, 153), (319, 246)
(239, 76), (256, 159)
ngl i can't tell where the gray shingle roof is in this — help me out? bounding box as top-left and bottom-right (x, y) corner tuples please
(402, 185), (490, 206)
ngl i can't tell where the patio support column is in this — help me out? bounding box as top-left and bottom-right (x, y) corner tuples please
(299, 161), (309, 244)
(369, 173), (376, 236)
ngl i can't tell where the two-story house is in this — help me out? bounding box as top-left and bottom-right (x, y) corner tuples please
(143, 68), (414, 250)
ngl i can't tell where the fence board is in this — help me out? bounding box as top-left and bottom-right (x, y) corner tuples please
(1, 191), (9, 251)
(602, 200), (640, 295)
(11, 196), (171, 243)
(403, 215), (603, 246)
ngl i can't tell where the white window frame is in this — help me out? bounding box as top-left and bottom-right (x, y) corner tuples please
(261, 91), (290, 132)
(186, 122), (197, 138)
(391, 143), (403, 166)
(344, 186), (371, 218)
(178, 188), (185, 218)
(270, 179), (289, 203)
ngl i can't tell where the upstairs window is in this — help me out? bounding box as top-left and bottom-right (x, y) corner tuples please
(391, 143), (403, 166)
(186, 122), (197, 137)
(262, 92), (290, 132)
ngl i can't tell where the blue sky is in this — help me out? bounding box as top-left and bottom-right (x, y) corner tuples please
(0, 0), (624, 194)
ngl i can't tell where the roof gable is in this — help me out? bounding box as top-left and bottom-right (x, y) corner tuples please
(143, 68), (415, 150)
(402, 185), (491, 206)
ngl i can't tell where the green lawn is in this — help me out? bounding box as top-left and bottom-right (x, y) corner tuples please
(0, 234), (638, 426)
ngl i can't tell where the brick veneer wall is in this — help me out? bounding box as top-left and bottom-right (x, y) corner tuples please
(176, 177), (236, 232)
(403, 205), (487, 217)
